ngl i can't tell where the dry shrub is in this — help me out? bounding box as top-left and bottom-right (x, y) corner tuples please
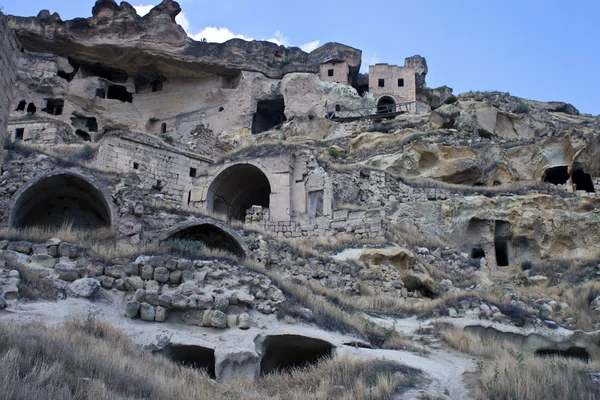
(437, 327), (600, 400)
(562, 281), (600, 331)
(0, 318), (419, 400)
(0, 223), (115, 248)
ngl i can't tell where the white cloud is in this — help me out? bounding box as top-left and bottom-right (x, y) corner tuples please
(189, 27), (253, 42)
(133, 4), (153, 16)
(300, 40), (320, 52)
(133, 4), (319, 52)
(361, 55), (381, 73)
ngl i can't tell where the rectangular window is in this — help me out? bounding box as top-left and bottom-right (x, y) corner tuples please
(15, 128), (24, 140)
(189, 167), (197, 178)
(328, 69), (334, 77)
(378, 78), (385, 87)
(398, 78), (404, 87)
(133, 162), (139, 170)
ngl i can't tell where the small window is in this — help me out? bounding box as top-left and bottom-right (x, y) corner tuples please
(155, 180), (162, 189)
(152, 81), (162, 92)
(133, 162), (139, 170)
(160, 123), (167, 134)
(378, 79), (385, 87)
(328, 69), (334, 77)
(27, 103), (36, 114)
(189, 167), (197, 178)
(398, 78), (404, 87)
(308, 190), (324, 218)
(218, 107), (224, 112)
(95, 88), (106, 99)
(16, 100), (26, 112)
(335, 104), (341, 112)
(15, 128), (24, 141)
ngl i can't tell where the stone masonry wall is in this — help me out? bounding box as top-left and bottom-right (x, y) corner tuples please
(369, 63), (417, 105)
(0, 13), (20, 161)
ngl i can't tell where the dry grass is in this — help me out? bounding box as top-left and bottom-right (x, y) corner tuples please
(386, 221), (450, 250)
(437, 327), (600, 400)
(0, 318), (419, 400)
(561, 281), (600, 331)
(0, 223), (116, 248)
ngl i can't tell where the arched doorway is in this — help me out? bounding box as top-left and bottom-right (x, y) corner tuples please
(9, 171), (112, 229)
(377, 96), (396, 114)
(164, 223), (246, 258)
(206, 164), (271, 221)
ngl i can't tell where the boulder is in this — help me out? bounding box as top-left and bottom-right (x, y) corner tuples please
(67, 278), (100, 298)
(125, 301), (140, 318)
(140, 303), (155, 321)
(211, 310), (227, 328)
(55, 263), (81, 281)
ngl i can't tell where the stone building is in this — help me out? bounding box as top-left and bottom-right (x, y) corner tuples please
(319, 61), (351, 85)
(0, 13), (20, 161)
(368, 63), (417, 112)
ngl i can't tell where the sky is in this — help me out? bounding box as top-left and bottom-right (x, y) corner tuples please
(2, 0), (599, 115)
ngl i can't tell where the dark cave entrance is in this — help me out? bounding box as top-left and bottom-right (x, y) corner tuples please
(15, 100), (26, 112)
(252, 97), (286, 134)
(260, 335), (333, 375)
(471, 247), (486, 260)
(571, 164), (595, 193)
(42, 99), (64, 116)
(535, 347), (590, 363)
(107, 85), (133, 103)
(377, 96), (396, 114)
(10, 173), (111, 229)
(75, 130), (91, 141)
(159, 345), (216, 378)
(166, 223), (245, 258)
(543, 166), (569, 185)
(207, 164), (271, 221)
(494, 221), (511, 267)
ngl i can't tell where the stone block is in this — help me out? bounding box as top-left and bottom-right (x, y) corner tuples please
(140, 303), (155, 321)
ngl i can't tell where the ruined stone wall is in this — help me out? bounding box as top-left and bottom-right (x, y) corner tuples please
(368, 64), (417, 104)
(97, 135), (211, 206)
(0, 14), (20, 161)
(319, 61), (350, 85)
(7, 119), (75, 144)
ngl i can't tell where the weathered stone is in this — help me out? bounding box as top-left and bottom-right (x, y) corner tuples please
(169, 270), (182, 284)
(57, 243), (81, 259)
(158, 294), (172, 308)
(134, 288), (146, 302)
(126, 276), (144, 291)
(30, 254), (56, 269)
(227, 314), (238, 328)
(153, 267), (170, 283)
(105, 265), (125, 279)
(140, 302), (155, 321)
(125, 301), (140, 318)
(86, 262), (105, 277)
(115, 278), (127, 291)
(141, 265), (154, 280)
(171, 294), (188, 309)
(238, 313), (250, 329)
(98, 276), (115, 289)
(211, 310), (227, 328)
(7, 241), (32, 254)
(46, 238), (62, 247)
(67, 278), (100, 298)
(214, 294), (229, 312)
(155, 306), (167, 322)
(55, 263), (81, 281)
(201, 309), (213, 326)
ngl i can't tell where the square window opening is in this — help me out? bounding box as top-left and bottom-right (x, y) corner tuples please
(189, 167), (197, 178)
(15, 128), (24, 141)
(328, 69), (334, 77)
(378, 78), (385, 87)
(133, 162), (139, 170)
(398, 78), (404, 87)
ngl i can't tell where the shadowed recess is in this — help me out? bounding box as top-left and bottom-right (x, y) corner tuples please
(260, 335), (333, 375)
(158, 345), (216, 378)
(207, 164), (271, 221)
(10, 173), (111, 229)
(166, 223), (245, 258)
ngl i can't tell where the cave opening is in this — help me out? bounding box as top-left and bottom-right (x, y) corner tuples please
(543, 166), (569, 185)
(76, 130), (91, 141)
(26, 103), (36, 115)
(571, 166), (595, 193)
(42, 99), (64, 116)
(494, 221), (511, 267)
(9, 173), (111, 229)
(260, 335), (333, 375)
(535, 347), (590, 363)
(107, 85), (133, 103)
(471, 247), (486, 260)
(207, 164), (271, 221)
(377, 96), (396, 114)
(166, 223), (245, 258)
(15, 100), (26, 112)
(252, 97), (286, 134)
(159, 345), (216, 378)
(78, 60), (128, 83)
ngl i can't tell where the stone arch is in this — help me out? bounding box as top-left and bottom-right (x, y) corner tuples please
(206, 163), (272, 222)
(158, 218), (247, 258)
(376, 96), (397, 114)
(8, 170), (114, 230)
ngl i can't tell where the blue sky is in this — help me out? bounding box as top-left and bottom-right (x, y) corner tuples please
(2, 0), (599, 115)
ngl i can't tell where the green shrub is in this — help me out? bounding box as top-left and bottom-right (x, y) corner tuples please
(328, 148), (340, 159)
(444, 95), (458, 105)
(514, 103), (530, 114)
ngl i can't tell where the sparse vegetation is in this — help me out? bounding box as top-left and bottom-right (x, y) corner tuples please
(0, 318), (420, 400)
(437, 327), (600, 400)
(444, 95), (458, 105)
(514, 102), (531, 114)
(329, 148), (341, 159)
